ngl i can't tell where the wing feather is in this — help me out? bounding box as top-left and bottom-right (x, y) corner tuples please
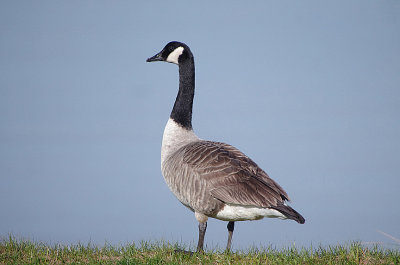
(182, 140), (290, 208)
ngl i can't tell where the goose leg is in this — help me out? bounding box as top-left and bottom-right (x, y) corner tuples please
(226, 221), (235, 251)
(197, 221), (207, 252)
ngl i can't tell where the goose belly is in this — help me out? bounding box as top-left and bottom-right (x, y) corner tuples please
(215, 204), (287, 221)
(161, 163), (222, 215)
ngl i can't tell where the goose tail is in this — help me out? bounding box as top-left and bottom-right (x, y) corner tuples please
(271, 204), (305, 224)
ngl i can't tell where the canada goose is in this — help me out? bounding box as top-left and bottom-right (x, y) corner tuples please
(146, 41), (305, 252)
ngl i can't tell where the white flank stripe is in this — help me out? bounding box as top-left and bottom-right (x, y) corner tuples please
(215, 204), (287, 221)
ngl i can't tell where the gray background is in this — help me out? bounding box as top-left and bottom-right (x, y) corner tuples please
(1, 1), (399, 250)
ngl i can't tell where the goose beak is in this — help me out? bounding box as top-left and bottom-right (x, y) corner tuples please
(146, 52), (163, 62)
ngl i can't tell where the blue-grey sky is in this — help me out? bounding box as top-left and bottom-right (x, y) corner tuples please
(1, 1), (399, 250)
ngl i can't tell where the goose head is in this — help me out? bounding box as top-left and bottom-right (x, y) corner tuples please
(146, 41), (193, 65)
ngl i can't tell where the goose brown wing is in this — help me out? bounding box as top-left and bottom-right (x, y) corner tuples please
(182, 140), (290, 208)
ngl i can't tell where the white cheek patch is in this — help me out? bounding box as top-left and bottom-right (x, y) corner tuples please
(166, 46), (184, 65)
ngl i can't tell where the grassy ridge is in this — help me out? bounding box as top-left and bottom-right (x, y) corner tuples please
(1, 236), (399, 264)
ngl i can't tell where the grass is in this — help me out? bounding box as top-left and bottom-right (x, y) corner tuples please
(1, 236), (399, 264)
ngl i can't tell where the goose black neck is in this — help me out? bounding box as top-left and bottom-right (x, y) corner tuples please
(170, 58), (195, 130)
